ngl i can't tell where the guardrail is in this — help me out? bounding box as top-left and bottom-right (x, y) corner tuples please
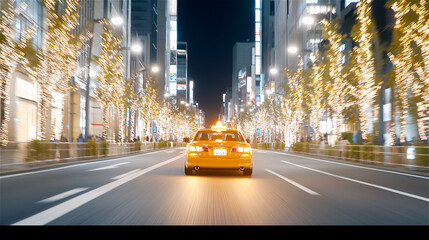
(252, 142), (429, 173)
(0, 141), (187, 173)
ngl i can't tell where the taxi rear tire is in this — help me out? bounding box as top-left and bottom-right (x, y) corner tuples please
(243, 168), (252, 176)
(185, 167), (193, 175)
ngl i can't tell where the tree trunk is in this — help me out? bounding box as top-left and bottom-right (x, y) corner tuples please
(38, 86), (50, 141)
(0, 72), (11, 146)
(102, 104), (109, 141)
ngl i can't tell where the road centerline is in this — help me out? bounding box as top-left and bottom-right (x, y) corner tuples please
(12, 153), (185, 225)
(281, 160), (429, 203)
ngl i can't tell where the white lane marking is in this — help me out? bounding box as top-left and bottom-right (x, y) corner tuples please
(265, 169), (320, 196)
(87, 162), (129, 172)
(0, 150), (167, 179)
(37, 188), (89, 204)
(12, 153), (185, 225)
(281, 160), (429, 203)
(271, 151), (429, 180)
(111, 169), (141, 180)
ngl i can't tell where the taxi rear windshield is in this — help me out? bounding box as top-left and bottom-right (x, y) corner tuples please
(194, 130), (245, 142)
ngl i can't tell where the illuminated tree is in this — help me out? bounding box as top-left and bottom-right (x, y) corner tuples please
(387, 0), (429, 143)
(0, 0), (36, 145)
(237, 108), (258, 142)
(44, 0), (82, 140)
(350, 0), (381, 141)
(139, 75), (160, 140)
(23, 0), (82, 141)
(308, 48), (332, 142)
(121, 74), (141, 141)
(94, 19), (124, 140)
(322, 19), (353, 140)
(283, 59), (313, 142)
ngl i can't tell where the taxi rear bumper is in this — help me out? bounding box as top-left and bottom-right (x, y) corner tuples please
(186, 153), (252, 169)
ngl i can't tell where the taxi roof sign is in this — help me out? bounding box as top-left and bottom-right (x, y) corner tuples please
(211, 121), (227, 131)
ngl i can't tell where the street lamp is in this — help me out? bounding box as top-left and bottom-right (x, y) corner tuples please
(131, 42), (142, 54)
(269, 67), (278, 75)
(266, 89), (282, 96)
(302, 16), (315, 25)
(288, 46), (298, 54)
(151, 65), (159, 73)
(111, 16), (123, 26)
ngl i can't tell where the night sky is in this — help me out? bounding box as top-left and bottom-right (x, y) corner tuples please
(177, 0), (254, 127)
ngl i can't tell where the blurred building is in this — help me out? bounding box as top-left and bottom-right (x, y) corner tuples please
(5, 0), (134, 143)
(259, 0), (421, 146)
(2, 0), (206, 144)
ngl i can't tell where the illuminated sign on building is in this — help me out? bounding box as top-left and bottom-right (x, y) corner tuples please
(189, 80), (194, 104)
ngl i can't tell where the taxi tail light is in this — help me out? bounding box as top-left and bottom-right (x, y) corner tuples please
(232, 146), (251, 153)
(189, 145), (208, 152)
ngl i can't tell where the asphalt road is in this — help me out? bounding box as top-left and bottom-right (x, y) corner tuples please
(1, 148), (428, 225)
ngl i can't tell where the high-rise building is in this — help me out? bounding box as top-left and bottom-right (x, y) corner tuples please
(131, 0), (158, 66)
(231, 42), (254, 120)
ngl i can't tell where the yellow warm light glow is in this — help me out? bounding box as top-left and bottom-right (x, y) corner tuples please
(211, 121), (227, 131)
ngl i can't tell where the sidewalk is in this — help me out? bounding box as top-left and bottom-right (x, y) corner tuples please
(0, 141), (185, 175)
(252, 142), (429, 177)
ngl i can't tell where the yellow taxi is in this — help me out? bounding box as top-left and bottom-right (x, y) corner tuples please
(185, 121), (252, 176)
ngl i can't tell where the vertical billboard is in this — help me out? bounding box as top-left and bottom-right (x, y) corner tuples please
(169, 0), (177, 96)
(255, 0), (263, 104)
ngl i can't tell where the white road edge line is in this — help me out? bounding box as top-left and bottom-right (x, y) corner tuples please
(265, 169), (320, 196)
(281, 160), (429, 203)
(0, 150), (170, 180)
(37, 188), (89, 204)
(271, 151), (429, 180)
(12, 153), (185, 226)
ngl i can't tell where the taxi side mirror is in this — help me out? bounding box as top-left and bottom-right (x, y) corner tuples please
(183, 137), (190, 143)
(246, 138), (251, 143)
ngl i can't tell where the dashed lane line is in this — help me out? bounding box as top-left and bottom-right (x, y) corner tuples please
(12, 153), (185, 225)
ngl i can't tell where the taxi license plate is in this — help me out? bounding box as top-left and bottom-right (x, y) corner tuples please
(213, 148), (227, 156)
